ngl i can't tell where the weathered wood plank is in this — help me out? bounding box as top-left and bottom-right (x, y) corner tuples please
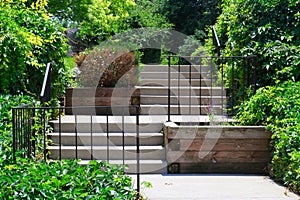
(176, 163), (269, 174)
(167, 150), (271, 163)
(167, 127), (271, 139)
(178, 139), (271, 151)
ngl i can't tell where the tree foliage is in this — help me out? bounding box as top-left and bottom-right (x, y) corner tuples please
(0, 0), (72, 98)
(159, 0), (222, 41)
(213, 0), (300, 86)
(48, 0), (171, 48)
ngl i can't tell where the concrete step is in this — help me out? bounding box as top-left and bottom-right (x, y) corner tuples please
(137, 86), (225, 96)
(141, 65), (211, 73)
(140, 105), (224, 115)
(139, 71), (215, 79)
(48, 132), (163, 146)
(48, 145), (165, 160)
(79, 159), (168, 174)
(140, 95), (227, 105)
(138, 79), (214, 87)
(50, 116), (163, 133)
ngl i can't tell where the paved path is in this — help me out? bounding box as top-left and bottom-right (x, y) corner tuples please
(137, 174), (299, 200)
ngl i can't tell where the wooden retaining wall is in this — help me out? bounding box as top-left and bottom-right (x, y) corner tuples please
(164, 122), (272, 174)
(65, 88), (140, 115)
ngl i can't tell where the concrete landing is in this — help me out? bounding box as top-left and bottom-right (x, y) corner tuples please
(135, 174), (299, 200)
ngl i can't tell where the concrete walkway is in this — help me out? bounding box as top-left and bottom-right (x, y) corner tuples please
(137, 174), (299, 200)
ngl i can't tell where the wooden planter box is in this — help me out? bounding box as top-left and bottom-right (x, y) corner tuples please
(65, 88), (140, 115)
(164, 122), (272, 174)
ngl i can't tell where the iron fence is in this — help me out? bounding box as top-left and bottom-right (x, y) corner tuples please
(12, 105), (141, 192)
(167, 55), (257, 121)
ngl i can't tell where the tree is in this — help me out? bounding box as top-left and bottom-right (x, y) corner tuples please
(0, 0), (71, 98)
(159, 0), (222, 40)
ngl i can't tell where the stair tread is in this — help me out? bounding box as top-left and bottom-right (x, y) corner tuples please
(140, 95), (226, 98)
(136, 86), (224, 89)
(78, 160), (167, 164)
(48, 132), (163, 136)
(48, 146), (164, 150)
(140, 104), (223, 108)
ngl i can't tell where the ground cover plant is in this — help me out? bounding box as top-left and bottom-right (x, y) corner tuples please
(236, 81), (300, 193)
(0, 159), (137, 199)
(0, 95), (139, 199)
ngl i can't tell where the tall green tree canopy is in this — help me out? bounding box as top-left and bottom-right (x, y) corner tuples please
(159, 0), (222, 41)
(48, 0), (171, 47)
(213, 0), (300, 86)
(0, 0), (71, 97)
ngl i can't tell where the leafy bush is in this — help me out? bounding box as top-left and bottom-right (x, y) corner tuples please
(211, 0), (300, 86)
(236, 81), (300, 193)
(78, 48), (139, 87)
(0, 1), (72, 98)
(0, 95), (35, 163)
(0, 159), (137, 199)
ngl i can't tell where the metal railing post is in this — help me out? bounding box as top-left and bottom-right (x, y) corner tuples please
(167, 56), (171, 122)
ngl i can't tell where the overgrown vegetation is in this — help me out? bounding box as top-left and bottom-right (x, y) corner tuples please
(0, 95), (35, 162)
(212, 0), (300, 87)
(236, 81), (300, 193)
(0, 0), (72, 98)
(0, 159), (137, 199)
(0, 95), (139, 199)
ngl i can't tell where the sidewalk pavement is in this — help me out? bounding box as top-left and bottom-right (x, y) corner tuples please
(136, 174), (299, 200)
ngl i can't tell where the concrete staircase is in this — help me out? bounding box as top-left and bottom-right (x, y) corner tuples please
(47, 64), (227, 174)
(137, 65), (227, 115)
(48, 115), (167, 173)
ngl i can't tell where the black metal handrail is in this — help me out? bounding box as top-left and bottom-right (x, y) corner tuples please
(12, 105), (141, 192)
(212, 26), (221, 57)
(40, 63), (52, 103)
(167, 55), (257, 120)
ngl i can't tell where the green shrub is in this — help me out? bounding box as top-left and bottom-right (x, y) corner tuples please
(236, 81), (300, 193)
(78, 48), (139, 88)
(0, 159), (137, 199)
(0, 1), (72, 98)
(0, 95), (35, 163)
(210, 0), (300, 86)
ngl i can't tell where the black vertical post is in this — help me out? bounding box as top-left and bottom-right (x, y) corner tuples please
(136, 106), (140, 193)
(177, 58), (181, 115)
(210, 58), (213, 114)
(59, 108), (62, 160)
(122, 108), (125, 166)
(90, 114), (93, 160)
(12, 108), (16, 162)
(231, 57), (235, 116)
(27, 108), (31, 158)
(221, 57), (225, 116)
(32, 108), (36, 158)
(242, 56), (246, 102)
(75, 114), (78, 160)
(199, 59), (202, 115)
(43, 108), (47, 161)
(189, 63), (192, 115)
(167, 56), (171, 122)
(106, 109), (110, 162)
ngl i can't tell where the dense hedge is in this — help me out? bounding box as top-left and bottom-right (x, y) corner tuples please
(236, 81), (300, 193)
